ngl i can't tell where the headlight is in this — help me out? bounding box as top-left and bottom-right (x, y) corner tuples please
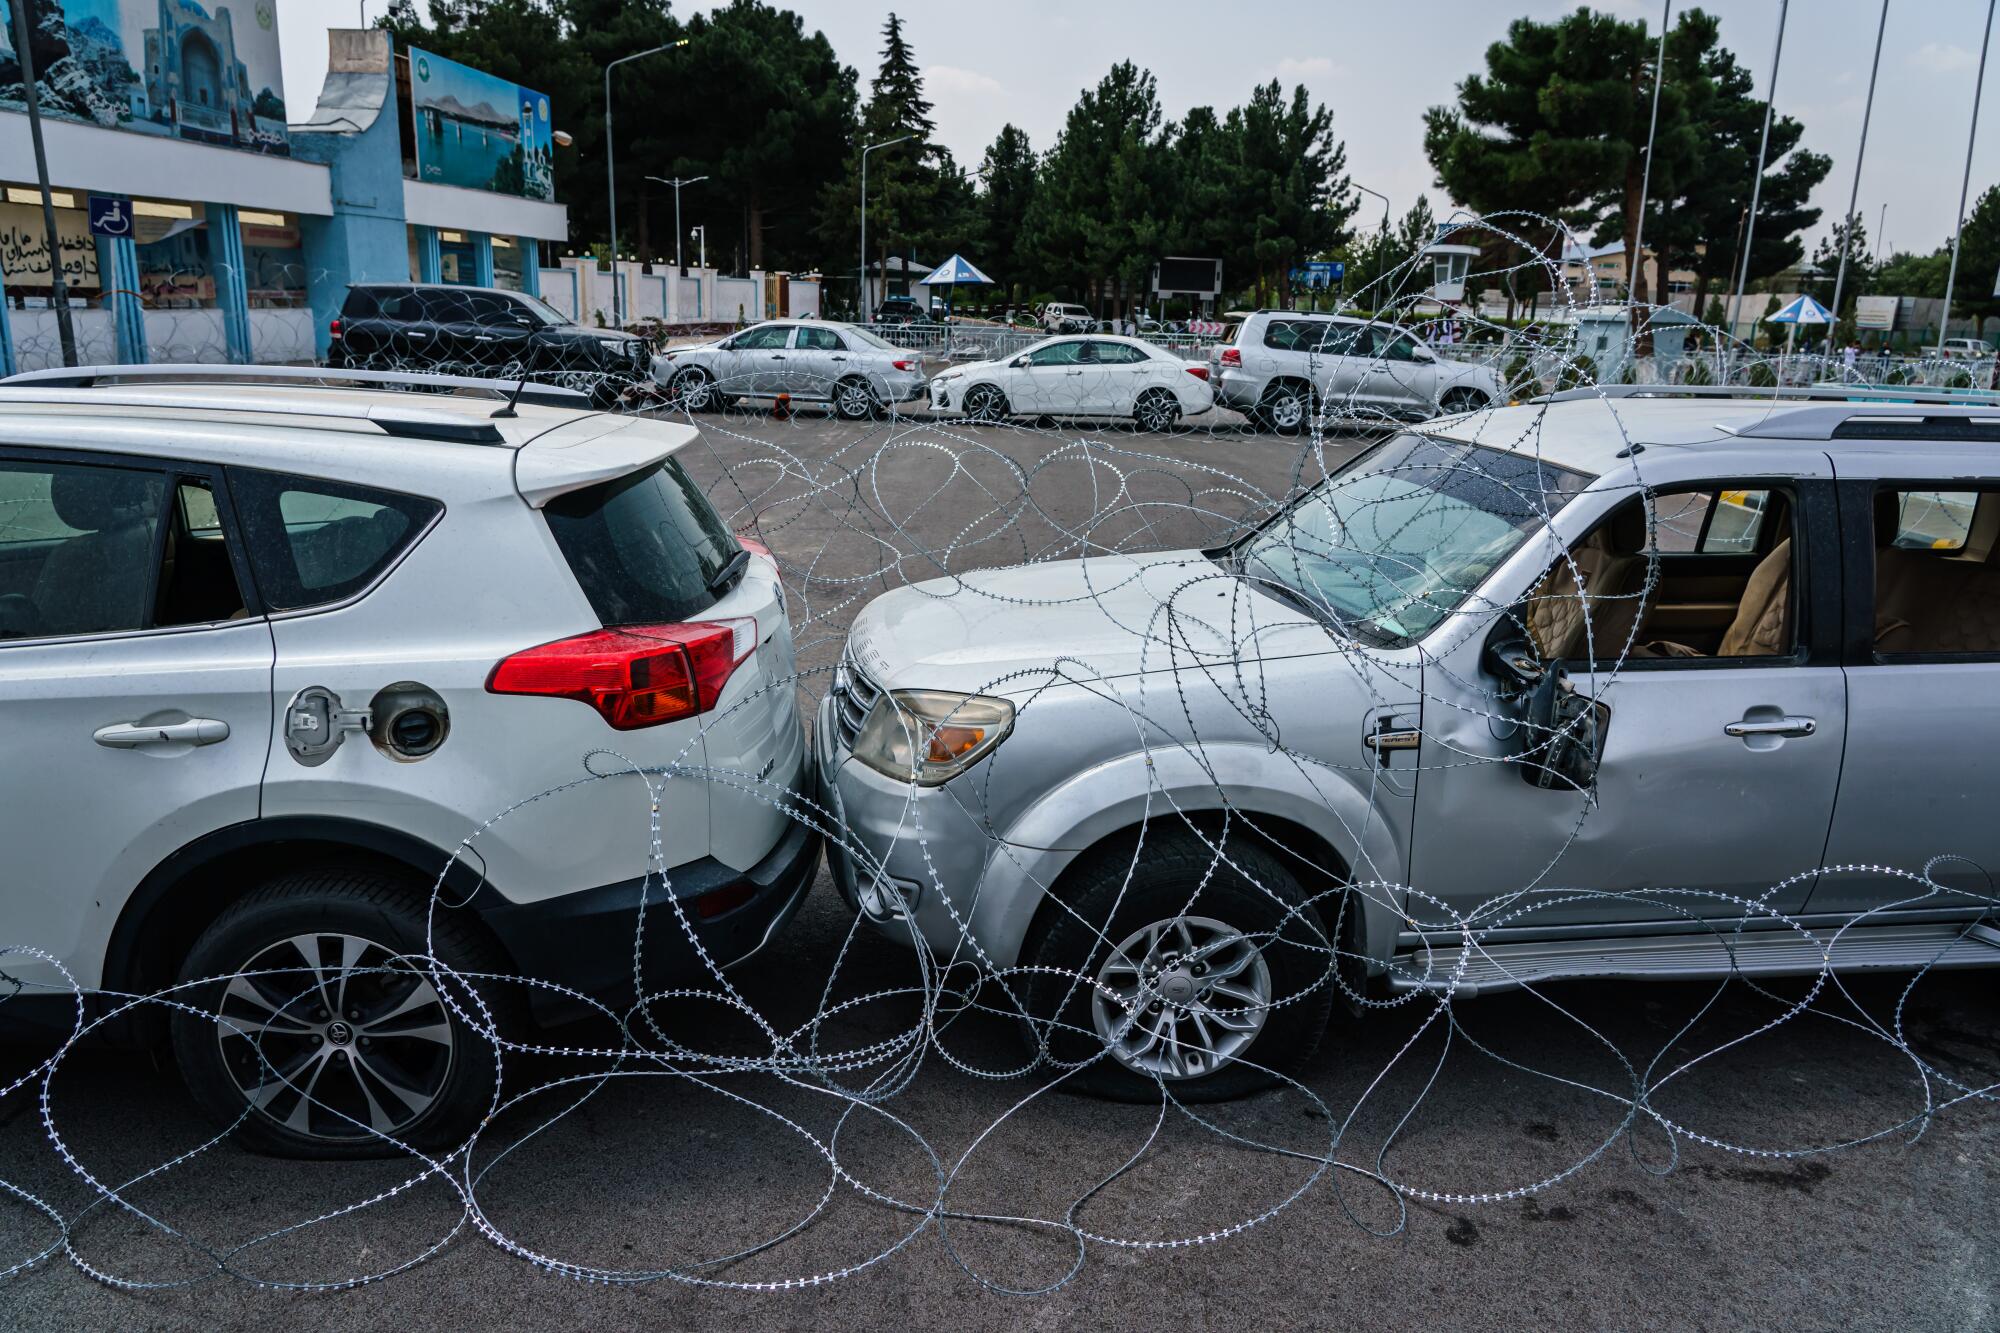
(851, 688), (1014, 786)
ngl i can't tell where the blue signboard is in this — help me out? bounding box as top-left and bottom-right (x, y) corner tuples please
(408, 47), (555, 200)
(1289, 260), (1345, 288)
(88, 195), (133, 239)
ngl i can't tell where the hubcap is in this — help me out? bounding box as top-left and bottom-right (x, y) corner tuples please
(214, 932), (456, 1141)
(840, 382), (870, 415)
(1091, 915), (1271, 1080)
(1269, 394), (1303, 429)
(679, 372), (711, 407)
(968, 387), (1000, 419)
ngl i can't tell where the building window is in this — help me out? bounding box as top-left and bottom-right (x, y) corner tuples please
(135, 199), (216, 309)
(438, 230), (475, 285)
(492, 236), (524, 291)
(0, 183), (99, 309)
(239, 210), (307, 309)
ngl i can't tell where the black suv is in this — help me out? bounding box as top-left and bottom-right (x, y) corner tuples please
(870, 295), (935, 325)
(328, 284), (652, 406)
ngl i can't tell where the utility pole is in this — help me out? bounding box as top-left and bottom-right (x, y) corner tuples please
(604, 39), (688, 325)
(1831, 0), (1889, 328)
(11, 0), (77, 367)
(1353, 183), (1390, 311)
(1729, 0), (1788, 341)
(1936, 0), (1984, 352)
(859, 136), (912, 323)
(1631, 0), (1672, 314)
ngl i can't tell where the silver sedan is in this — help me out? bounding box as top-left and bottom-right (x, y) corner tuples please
(653, 319), (927, 418)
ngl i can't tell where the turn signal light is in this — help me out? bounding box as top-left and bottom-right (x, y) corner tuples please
(487, 619), (756, 730)
(893, 359), (916, 371)
(329, 318), (343, 341)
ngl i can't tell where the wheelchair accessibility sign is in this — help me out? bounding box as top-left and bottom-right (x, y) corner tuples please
(87, 195), (132, 239)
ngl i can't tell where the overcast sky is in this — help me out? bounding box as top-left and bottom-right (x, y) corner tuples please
(281, 0), (1998, 257)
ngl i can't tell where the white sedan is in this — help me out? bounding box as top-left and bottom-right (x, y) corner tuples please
(928, 334), (1215, 429)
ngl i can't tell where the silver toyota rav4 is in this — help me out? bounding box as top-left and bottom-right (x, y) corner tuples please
(1211, 310), (1504, 432)
(818, 386), (2000, 1099)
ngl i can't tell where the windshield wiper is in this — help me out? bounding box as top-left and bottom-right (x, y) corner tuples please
(706, 547), (751, 596)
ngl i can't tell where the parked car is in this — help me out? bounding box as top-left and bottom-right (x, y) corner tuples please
(927, 333), (1214, 429)
(0, 365), (817, 1156)
(1936, 337), (1993, 360)
(1209, 311), (1504, 431)
(1040, 303), (1095, 334)
(328, 283), (651, 408)
(655, 319), (927, 418)
(871, 296), (930, 325)
(817, 386), (2000, 1099)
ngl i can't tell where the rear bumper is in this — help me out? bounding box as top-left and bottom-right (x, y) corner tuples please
(471, 811), (822, 1024)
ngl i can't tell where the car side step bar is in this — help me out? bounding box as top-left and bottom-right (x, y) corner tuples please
(1387, 921), (2000, 998)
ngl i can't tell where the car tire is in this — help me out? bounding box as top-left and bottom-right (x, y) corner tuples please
(170, 864), (507, 1160)
(834, 375), (881, 421)
(1438, 387), (1487, 416)
(670, 366), (718, 412)
(1133, 387), (1182, 432)
(1258, 381), (1314, 435)
(1019, 830), (1336, 1103)
(963, 383), (1009, 423)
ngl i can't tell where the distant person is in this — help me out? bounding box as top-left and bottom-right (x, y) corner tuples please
(1843, 342), (1859, 376)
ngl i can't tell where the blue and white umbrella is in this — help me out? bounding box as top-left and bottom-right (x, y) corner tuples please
(1767, 294), (1834, 325)
(920, 254), (995, 287)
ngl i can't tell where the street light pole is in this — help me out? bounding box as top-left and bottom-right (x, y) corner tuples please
(1352, 183), (1390, 309)
(859, 135), (912, 322)
(1830, 0), (1889, 329)
(691, 225), (707, 271)
(604, 39), (688, 326)
(1728, 0), (1788, 340)
(11, 0), (76, 367)
(646, 176), (708, 274)
(1631, 0), (1671, 312)
(1939, 0), (1996, 356)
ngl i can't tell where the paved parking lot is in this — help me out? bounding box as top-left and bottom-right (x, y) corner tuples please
(1, 407), (1994, 1331)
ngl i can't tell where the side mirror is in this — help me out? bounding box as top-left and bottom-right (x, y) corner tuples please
(1011, 355), (1029, 368)
(1485, 634), (1608, 791)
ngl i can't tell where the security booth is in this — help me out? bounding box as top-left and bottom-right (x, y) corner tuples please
(1422, 227), (1481, 304)
(1572, 303), (1698, 379)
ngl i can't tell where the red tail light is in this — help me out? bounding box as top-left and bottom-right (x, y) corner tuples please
(1184, 364), (1209, 380)
(487, 619), (756, 730)
(329, 318), (343, 341)
(893, 359), (916, 371)
(1220, 347), (1241, 367)
(735, 532), (771, 558)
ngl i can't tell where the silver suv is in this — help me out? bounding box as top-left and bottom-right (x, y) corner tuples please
(0, 366), (815, 1156)
(1211, 311), (1504, 432)
(817, 387), (2000, 1099)
(655, 319), (927, 418)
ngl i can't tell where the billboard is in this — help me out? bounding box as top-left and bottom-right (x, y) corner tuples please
(0, 0), (289, 155)
(1854, 295), (1898, 332)
(407, 47), (553, 201)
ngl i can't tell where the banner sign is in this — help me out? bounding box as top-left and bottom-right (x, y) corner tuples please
(1854, 295), (1898, 332)
(0, 0), (289, 155)
(0, 201), (102, 289)
(408, 47), (554, 200)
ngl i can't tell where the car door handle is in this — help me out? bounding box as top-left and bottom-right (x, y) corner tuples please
(94, 718), (230, 748)
(1065, 369), (1084, 375)
(830, 355), (847, 361)
(770, 354), (786, 360)
(1724, 715), (1816, 739)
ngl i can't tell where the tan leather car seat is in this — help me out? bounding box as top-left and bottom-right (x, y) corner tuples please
(1527, 503), (1648, 660)
(1716, 538), (1792, 656)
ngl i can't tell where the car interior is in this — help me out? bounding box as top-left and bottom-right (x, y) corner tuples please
(1871, 486), (2000, 656)
(1527, 484), (1799, 662)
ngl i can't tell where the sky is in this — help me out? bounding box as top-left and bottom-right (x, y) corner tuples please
(278, 0), (2000, 259)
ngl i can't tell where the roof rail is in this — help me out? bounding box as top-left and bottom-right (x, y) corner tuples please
(0, 363), (593, 409)
(1721, 405), (2000, 441)
(1534, 382), (2000, 408)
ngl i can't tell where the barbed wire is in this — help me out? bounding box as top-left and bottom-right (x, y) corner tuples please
(0, 213), (1994, 1298)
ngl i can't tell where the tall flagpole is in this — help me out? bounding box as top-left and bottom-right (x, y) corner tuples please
(1729, 0), (1789, 341)
(1830, 0), (1889, 327)
(1630, 0), (1672, 310)
(1939, 0), (1996, 355)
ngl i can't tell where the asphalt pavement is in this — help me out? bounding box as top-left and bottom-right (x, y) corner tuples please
(1, 406), (1993, 1332)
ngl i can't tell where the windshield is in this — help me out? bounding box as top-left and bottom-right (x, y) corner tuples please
(516, 293), (572, 327)
(1239, 434), (1591, 647)
(845, 324), (902, 351)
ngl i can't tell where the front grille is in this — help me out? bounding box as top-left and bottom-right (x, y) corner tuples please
(831, 647), (883, 749)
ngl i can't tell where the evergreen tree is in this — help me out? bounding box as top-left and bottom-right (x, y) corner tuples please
(975, 125), (1038, 300)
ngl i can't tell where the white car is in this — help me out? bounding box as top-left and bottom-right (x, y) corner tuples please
(1040, 303), (1095, 333)
(1936, 338), (1993, 360)
(0, 365), (816, 1158)
(928, 334), (1215, 429)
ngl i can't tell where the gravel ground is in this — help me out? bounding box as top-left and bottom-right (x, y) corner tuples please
(1, 406), (1993, 1332)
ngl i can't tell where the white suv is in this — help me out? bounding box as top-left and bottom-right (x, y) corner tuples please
(0, 366), (815, 1157)
(1210, 311), (1504, 431)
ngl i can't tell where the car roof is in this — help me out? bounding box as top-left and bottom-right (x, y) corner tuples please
(1422, 387), (2000, 477)
(0, 375), (698, 506)
(350, 282), (536, 300)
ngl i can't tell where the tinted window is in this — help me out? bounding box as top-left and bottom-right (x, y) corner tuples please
(797, 326), (845, 351)
(229, 469), (440, 611)
(1025, 340), (1086, 366)
(1263, 320), (1317, 351)
(1316, 324), (1365, 354)
(734, 325), (793, 350)
(342, 288), (386, 318)
(0, 460), (166, 641)
(544, 459), (740, 626)
(1094, 341), (1150, 364)
(1377, 333), (1421, 362)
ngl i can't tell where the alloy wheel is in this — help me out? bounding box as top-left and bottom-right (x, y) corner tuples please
(214, 932), (456, 1141)
(1091, 915), (1272, 1080)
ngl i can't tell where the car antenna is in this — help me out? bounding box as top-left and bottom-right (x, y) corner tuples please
(491, 368), (530, 418)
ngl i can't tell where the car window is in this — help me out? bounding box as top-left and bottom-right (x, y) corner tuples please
(1263, 320), (1320, 352)
(1315, 324), (1364, 355)
(734, 324), (794, 350)
(1376, 333), (1421, 363)
(156, 479), (247, 627)
(1094, 341), (1150, 364)
(342, 288), (385, 319)
(1025, 340), (1086, 366)
(1872, 487), (2000, 657)
(544, 458), (740, 625)
(0, 459), (168, 642)
(797, 327), (845, 351)
(228, 469), (440, 612)
(1697, 489), (1773, 554)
